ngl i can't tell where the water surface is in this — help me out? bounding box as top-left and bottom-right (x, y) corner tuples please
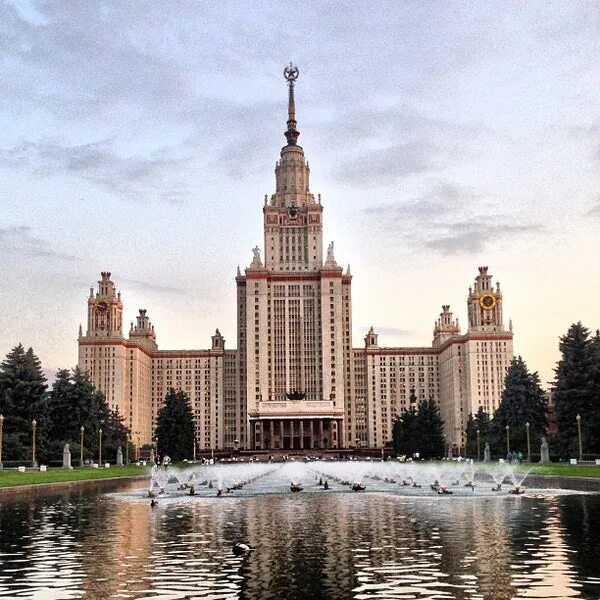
(0, 465), (599, 599)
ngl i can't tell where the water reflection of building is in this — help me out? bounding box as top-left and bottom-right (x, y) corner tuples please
(532, 499), (584, 598)
(78, 496), (152, 598)
(78, 67), (512, 454)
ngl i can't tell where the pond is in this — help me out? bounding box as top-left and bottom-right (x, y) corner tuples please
(0, 461), (599, 599)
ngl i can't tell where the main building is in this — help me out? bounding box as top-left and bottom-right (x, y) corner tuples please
(78, 66), (513, 455)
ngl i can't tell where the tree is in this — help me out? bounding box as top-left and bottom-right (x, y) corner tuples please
(155, 389), (195, 461)
(465, 407), (492, 458)
(588, 330), (600, 454)
(103, 407), (129, 459)
(392, 406), (417, 457)
(392, 399), (445, 459)
(46, 369), (75, 457)
(492, 356), (548, 458)
(46, 367), (128, 463)
(554, 323), (597, 457)
(415, 398), (445, 459)
(0, 344), (48, 462)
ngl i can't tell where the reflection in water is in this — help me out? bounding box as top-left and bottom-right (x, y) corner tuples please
(0, 477), (599, 599)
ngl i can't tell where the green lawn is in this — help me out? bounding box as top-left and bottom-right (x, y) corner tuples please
(0, 465), (150, 488)
(515, 464), (600, 478)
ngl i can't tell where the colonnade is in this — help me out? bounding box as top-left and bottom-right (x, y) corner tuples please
(251, 418), (342, 450)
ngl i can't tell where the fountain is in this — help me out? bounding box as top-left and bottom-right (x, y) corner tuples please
(126, 456), (568, 504)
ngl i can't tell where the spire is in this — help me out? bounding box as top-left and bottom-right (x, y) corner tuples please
(283, 63), (300, 146)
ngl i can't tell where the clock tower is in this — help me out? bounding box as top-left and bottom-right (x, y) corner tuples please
(85, 271), (123, 338)
(467, 266), (505, 332)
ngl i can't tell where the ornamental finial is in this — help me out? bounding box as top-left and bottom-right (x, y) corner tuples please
(284, 62), (299, 83)
(283, 63), (300, 146)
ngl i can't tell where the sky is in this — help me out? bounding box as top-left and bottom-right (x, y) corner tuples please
(1, 1), (599, 387)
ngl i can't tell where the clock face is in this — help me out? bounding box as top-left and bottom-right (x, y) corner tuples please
(97, 300), (108, 313)
(479, 294), (496, 310)
(287, 206), (298, 220)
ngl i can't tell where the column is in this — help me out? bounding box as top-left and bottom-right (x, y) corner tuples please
(309, 420), (314, 449)
(290, 420), (294, 450)
(299, 420), (304, 449)
(280, 420), (284, 449)
(269, 421), (275, 450)
(319, 419), (324, 449)
(259, 421), (264, 450)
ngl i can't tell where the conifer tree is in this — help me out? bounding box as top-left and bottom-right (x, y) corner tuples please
(465, 407), (492, 458)
(46, 369), (74, 456)
(103, 407), (129, 459)
(392, 406), (417, 457)
(155, 388), (195, 461)
(588, 330), (600, 454)
(392, 399), (445, 459)
(554, 323), (596, 457)
(0, 344), (48, 462)
(416, 398), (446, 459)
(492, 356), (547, 457)
(47, 367), (128, 463)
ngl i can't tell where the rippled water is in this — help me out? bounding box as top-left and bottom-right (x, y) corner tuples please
(0, 465), (599, 599)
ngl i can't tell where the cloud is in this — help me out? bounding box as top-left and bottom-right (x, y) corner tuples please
(119, 277), (188, 296)
(333, 142), (446, 187)
(584, 200), (600, 217)
(424, 222), (542, 255)
(365, 181), (482, 221)
(370, 326), (413, 338)
(323, 104), (486, 187)
(364, 181), (541, 255)
(1, 140), (195, 202)
(329, 133), (480, 187)
(569, 120), (600, 139)
(0, 225), (81, 261)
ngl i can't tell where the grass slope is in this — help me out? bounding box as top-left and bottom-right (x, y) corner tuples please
(517, 464), (600, 478)
(0, 465), (150, 488)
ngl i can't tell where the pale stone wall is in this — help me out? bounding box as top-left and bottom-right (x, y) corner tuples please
(364, 348), (440, 448)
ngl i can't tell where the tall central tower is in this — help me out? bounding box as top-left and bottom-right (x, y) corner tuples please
(237, 64), (350, 451)
(263, 63), (323, 272)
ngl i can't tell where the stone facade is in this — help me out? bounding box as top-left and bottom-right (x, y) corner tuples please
(78, 68), (513, 455)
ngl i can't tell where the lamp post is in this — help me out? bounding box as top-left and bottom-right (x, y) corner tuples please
(576, 414), (583, 462)
(505, 424), (510, 455)
(31, 419), (38, 467)
(80, 425), (85, 467)
(476, 428), (480, 461)
(0, 414), (4, 470)
(525, 422), (531, 463)
(98, 428), (103, 465)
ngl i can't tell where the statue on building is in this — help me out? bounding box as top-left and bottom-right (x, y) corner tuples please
(251, 246), (263, 268)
